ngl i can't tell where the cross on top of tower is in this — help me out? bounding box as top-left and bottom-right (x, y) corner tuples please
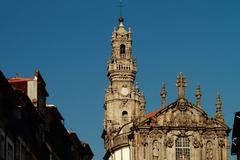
(176, 72), (187, 99)
(119, 0), (124, 17)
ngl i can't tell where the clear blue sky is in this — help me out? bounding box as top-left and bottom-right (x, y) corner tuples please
(0, 0), (240, 159)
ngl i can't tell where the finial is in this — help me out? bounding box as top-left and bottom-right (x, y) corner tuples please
(195, 84), (201, 108)
(161, 81), (167, 109)
(119, 16), (124, 23)
(215, 94), (224, 121)
(118, 16), (124, 28)
(128, 27), (131, 33)
(176, 72), (187, 100)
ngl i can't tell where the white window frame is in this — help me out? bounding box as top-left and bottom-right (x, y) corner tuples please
(175, 137), (190, 160)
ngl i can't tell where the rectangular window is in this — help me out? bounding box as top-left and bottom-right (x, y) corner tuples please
(15, 139), (20, 160)
(21, 144), (26, 160)
(0, 129), (5, 160)
(176, 137), (190, 160)
(6, 137), (14, 160)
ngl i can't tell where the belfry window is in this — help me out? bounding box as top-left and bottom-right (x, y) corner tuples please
(122, 111), (128, 121)
(122, 111), (128, 116)
(176, 137), (190, 160)
(120, 44), (126, 56)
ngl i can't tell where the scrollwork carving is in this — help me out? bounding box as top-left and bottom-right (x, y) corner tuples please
(141, 133), (148, 145)
(218, 139), (225, 148)
(203, 131), (216, 139)
(178, 104), (187, 112)
(164, 137), (174, 148)
(150, 129), (162, 139)
(192, 137), (203, 148)
(171, 112), (193, 127)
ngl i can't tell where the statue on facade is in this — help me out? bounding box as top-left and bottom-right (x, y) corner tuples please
(206, 141), (213, 160)
(152, 140), (159, 160)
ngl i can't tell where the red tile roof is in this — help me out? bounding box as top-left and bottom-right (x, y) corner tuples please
(146, 111), (158, 118)
(8, 78), (33, 93)
(8, 77), (34, 83)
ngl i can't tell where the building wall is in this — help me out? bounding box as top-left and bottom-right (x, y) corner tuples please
(0, 71), (93, 160)
(108, 147), (130, 160)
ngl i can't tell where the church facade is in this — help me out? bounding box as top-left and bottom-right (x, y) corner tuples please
(102, 17), (230, 160)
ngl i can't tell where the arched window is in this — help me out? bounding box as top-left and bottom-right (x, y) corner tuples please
(120, 44), (126, 55)
(122, 111), (128, 121)
(122, 111), (128, 117)
(176, 137), (190, 160)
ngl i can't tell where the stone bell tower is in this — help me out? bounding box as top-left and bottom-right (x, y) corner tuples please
(103, 17), (146, 137)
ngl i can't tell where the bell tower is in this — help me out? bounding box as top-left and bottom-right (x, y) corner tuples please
(108, 17), (135, 86)
(103, 17), (146, 137)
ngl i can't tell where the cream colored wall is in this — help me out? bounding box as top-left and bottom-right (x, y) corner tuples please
(108, 147), (130, 160)
(27, 80), (37, 105)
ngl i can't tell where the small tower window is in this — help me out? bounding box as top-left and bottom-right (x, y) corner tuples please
(122, 111), (128, 121)
(122, 111), (128, 116)
(120, 44), (126, 55)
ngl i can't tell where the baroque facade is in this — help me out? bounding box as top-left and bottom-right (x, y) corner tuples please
(102, 17), (230, 160)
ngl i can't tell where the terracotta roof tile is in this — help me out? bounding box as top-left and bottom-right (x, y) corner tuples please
(146, 111), (157, 118)
(8, 77), (34, 83)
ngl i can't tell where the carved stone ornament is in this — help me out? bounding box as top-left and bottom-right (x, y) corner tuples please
(180, 129), (187, 136)
(205, 118), (214, 126)
(139, 129), (149, 135)
(132, 138), (137, 147)
(172, 112), (192, 127)
(206, 141), (213, 160)
(150, 129), (162, 139)
(203, 131), (216, 139)
(178, 104), (187, 112)
(217, 131), (226, 138)
(192, 137), (203, 148)
(141, 134), (148, 144)
(164, 137), (174, 148)
(218, 139), (225, 148)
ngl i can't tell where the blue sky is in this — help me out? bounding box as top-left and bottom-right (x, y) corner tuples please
(0, 0), (240, 159)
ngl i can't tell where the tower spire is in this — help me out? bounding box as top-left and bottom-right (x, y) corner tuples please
(195, 84), (201, 108)
(104, 10), (144, 132)
(215, 94), (224, 122)
(161, 81), (167, 109)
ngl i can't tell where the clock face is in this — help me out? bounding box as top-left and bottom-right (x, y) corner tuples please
(120, 87), (130, 96)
